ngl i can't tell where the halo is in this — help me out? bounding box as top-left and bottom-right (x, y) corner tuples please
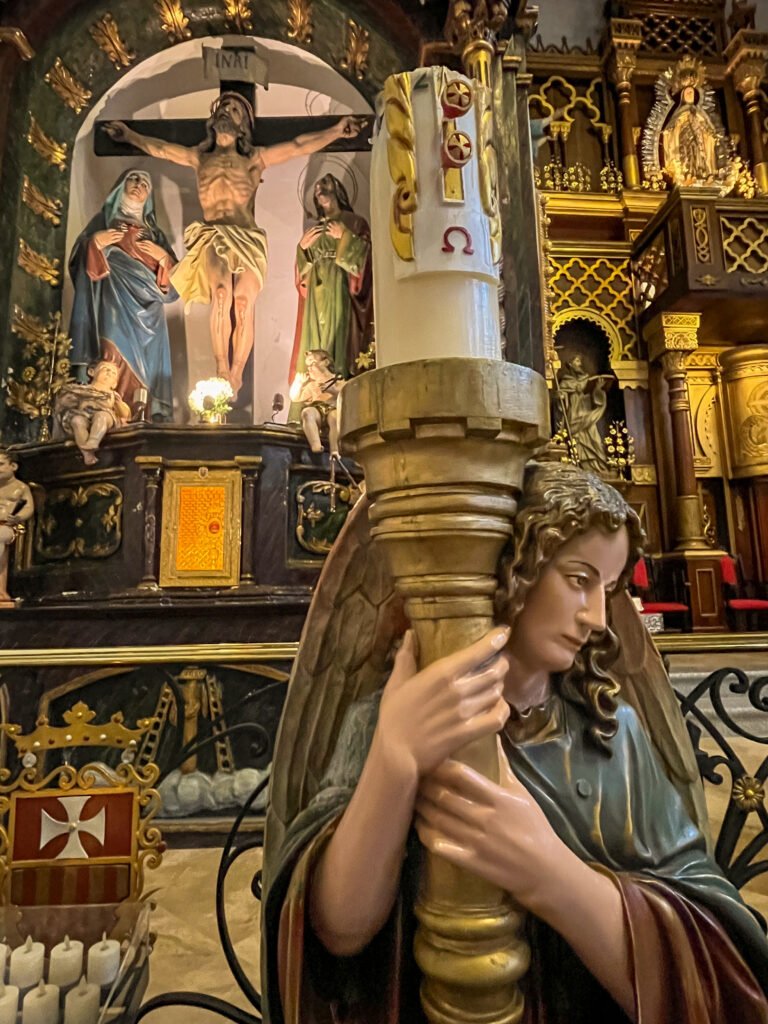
(297, 157), (359, 218)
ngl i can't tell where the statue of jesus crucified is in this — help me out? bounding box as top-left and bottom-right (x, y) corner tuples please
(105, 94), (365, 397)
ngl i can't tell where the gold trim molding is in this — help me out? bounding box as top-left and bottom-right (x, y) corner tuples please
(17, 240), (61, 286)
(26, 117), (68, 171)
(90, 13), (136, 69)
(155, 0), (192, 42)
(21, 176), (63, 226)
(44, 58), (93, 114)
(0, 28), (34, 60)
(0, 643), (299, 667)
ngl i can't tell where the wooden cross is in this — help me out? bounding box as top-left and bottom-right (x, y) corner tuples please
(94, 39), (374, 158)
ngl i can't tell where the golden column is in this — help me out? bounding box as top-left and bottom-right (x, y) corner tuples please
(605, 19), (643, 189)
(343, 61), (549, 1024)
(726, 30), (768, 196)
(444, 0), (510, 86)
(645, 312), (708, 551)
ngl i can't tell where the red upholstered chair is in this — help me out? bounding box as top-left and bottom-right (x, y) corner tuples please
(720, 555), (768, 631)
(630, 556), (692, 631)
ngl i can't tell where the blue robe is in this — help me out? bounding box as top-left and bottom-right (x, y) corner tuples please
(68, 173), (177, 420)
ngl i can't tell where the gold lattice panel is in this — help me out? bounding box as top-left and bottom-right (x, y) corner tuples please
(720, 215), (768, 275)
(641, 13), (720, 57)
(159, 468), (242, 587)
(549, 256), (639, 359)
(176, 485), (227, 572)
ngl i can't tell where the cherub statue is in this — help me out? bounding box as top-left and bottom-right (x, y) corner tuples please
(54, 361), (131, 465)
(0, 450), (33, 607)
(262, 461), (768, 1022)
(296, 349), (344, 457)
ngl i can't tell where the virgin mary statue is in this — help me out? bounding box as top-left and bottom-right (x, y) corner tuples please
(68, 169), (177, 421)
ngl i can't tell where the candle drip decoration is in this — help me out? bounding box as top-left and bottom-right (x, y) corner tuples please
(0, 701), (164, 1024)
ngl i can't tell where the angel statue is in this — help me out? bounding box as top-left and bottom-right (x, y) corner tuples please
(262, 461), (768, 1023)
(54, 361), (131, 465)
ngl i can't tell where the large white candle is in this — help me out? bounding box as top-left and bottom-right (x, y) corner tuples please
(371, 67), (503, 367)
(63, 977), (99, 1024)
(48, 937), (83, 989)
(0, 982), (19, 1024)
(86, 934), (119, 988)
(0, 942), (9, 982)
(21, 980), (59, 1024)
(10, 937), (44, 989)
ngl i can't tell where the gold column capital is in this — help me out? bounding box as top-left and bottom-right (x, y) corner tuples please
(644, 311), (701, 364)
(605, 18), (643, 89)
(725, 29), (768, 98)
(444, 0), (509, 82)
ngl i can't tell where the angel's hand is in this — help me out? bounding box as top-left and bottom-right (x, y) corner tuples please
(376, 627), (511, 780)
(415, 756), (566, 909)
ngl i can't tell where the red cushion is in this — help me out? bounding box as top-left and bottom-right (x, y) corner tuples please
(728, 599), (768, 611)
(632, 558), (649, 589)
(642, 602), (689, 613)
(720, 555), (738, 586)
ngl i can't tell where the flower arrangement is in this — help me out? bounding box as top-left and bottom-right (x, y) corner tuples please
(188, 377), (234, 424)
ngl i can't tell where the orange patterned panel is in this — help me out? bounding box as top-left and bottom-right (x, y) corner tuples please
(175, 485), (227, 573)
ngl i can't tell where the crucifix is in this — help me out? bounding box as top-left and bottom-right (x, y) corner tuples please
(96, 40), (373, 399)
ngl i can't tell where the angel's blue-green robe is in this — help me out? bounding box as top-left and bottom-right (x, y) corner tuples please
(263, 693), (768, 1024)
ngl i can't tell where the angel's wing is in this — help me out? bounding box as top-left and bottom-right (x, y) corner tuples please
(610, 589), (710, 842)
(262, 494), (406, 891)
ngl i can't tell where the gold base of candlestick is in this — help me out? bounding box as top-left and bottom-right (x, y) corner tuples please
(340, 357), (549, 1024)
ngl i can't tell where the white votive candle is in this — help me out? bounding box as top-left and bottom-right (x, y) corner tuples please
(86, 934), (119, 988)
(21, 980), (59, 1024)
(10, 937), (44, 989)
(0, 982), (19, 1024)
(48, 937), (83, 989)
(63, 977), (99, 1024)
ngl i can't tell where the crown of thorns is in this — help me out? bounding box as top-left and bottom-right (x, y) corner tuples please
(210, 91), (256, 129)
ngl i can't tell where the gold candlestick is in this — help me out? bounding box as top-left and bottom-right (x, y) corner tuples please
(341, 356), (548, 1024)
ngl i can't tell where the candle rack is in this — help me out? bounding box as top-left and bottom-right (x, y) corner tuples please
(0, 702), (166, 1024)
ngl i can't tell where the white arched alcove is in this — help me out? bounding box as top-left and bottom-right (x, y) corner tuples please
(64, 36), (372, 423)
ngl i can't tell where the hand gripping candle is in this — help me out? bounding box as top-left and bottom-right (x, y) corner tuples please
(86, 934), (119, 989)
(21, 980), (59, 1024)
(370, 67), (503, 366)
(9, 937), (44, 990)
(48, 937), (84, 989)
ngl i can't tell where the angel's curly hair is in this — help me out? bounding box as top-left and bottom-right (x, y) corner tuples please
(495, 461), (644, 753)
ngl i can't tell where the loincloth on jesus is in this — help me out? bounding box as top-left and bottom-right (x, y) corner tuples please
(170, 221), (269, 307)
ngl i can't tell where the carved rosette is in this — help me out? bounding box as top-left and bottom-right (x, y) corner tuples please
(155, 0), (192, 42)
(286, 0), (313, 44)
(90, 14), (136, 70)
(719, 345), (768, 478)
(44, 58), (92, 114)
(26, 117), (68, 171)
(17, 240), (61, 286)
(21, 176), (62, 226)
(339, 19), (370, 81)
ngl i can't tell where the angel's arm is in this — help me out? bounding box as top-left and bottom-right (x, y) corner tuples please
(309, 628), (510, 956)
(309, 722), (417, 956)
